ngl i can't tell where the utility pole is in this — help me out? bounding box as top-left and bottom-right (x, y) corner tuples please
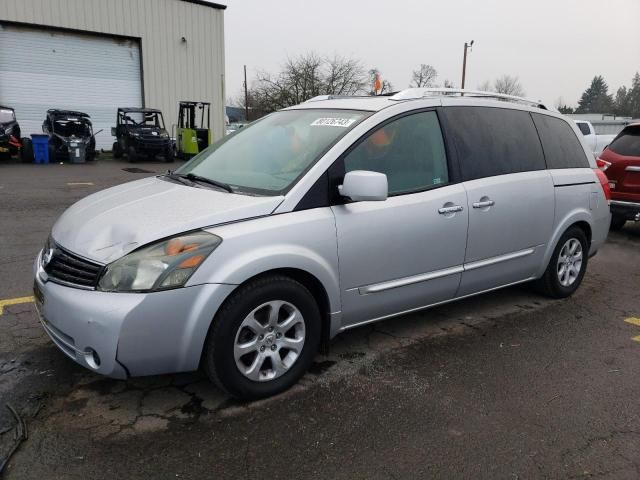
(461, 40), (474, 91)
(243, 65), (249, 122)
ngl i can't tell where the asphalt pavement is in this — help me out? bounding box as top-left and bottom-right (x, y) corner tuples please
(1, 157), (639, 479)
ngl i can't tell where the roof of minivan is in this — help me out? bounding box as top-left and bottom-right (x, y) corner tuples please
(286, 94), (551, 113)
(286, 96), (395, 112)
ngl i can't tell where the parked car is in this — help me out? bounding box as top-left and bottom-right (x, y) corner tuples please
(0, 105), (21, 159)
(36, 110), (99, 163)
(33, 89), (611, 400)
(112, 107), (173, 162)
(574, 120), (617, 156)
(597, 123), (640, 229)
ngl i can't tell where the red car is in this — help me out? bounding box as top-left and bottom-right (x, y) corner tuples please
(597, 123), (640, 230)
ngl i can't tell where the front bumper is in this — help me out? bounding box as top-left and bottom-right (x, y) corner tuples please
(132, 138), (171, 154)
(33, 250), (236, 378)
(610, 200), (640, 221)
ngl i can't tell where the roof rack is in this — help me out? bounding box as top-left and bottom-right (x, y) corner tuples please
(304, 94), (367, 103)
(389, 88), (547, 110)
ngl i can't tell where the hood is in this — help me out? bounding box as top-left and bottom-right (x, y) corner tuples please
(52, 177), (284, 263)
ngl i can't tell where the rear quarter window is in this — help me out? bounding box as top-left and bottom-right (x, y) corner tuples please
(608, 127), (640, 157)
(442, 106), (546, 181)
(532, 114), (590, 168)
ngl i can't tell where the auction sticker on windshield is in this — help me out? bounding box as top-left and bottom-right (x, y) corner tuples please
(311, 118), (356, 128)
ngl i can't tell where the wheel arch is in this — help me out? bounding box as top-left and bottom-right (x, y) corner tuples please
(538, 210), (594, 278)
(243, 268), (333, 351)
(198, 267), (335, 371)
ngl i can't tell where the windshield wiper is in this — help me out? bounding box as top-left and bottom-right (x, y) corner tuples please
(180, 173), (234, 193)
(164, 171), (194, 186)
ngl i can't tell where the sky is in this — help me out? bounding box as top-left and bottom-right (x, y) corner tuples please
(218, 0), (640, 108)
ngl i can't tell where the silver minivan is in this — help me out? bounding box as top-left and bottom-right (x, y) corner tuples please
(34, 89), (611, 399)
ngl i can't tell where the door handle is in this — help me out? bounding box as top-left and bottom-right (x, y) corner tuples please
(472, 200), (495, 208)
(438, 205), (464, 214)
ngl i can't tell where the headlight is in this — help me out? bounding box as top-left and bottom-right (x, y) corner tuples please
(98, 231), (221, 292)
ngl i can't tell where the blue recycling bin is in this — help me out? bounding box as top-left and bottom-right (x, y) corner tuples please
(31, 134), (49, 164)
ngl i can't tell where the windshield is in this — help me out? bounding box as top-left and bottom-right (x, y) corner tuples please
(608, 127), (640, 157)
(53, 118), (92, 138)
(123, 112), (165, 129)
(0, 108), (15, 124)
(176, 109), (369, 194)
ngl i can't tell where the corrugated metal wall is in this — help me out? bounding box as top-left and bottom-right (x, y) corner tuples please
(0, 25), (143, 149)
(0, 0), (225, 142)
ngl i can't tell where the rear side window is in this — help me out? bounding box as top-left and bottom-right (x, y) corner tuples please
(576, 122), (591, 136)
(443, 106), (546, 181)
(532, 114), (590, 168)
(608, 127), (640, 157)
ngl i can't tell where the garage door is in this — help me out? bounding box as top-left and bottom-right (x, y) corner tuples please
(0, 24), (142, 151)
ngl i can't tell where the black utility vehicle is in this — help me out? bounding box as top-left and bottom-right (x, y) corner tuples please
(41, 110), (98, 162)
(112, 108), (173, 162)
(0, 106), (21, 159)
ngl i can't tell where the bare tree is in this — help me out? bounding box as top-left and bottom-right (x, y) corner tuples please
(245, 52), (368, 116)
(493, 75), (525, 96)
(410, 64), (438, 88)
(442, 79), (455, 89)
(325, 55), (368, 95)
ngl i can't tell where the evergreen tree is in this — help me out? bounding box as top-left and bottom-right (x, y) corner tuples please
(576, 76), (613, 113)
(628, 72), (640, 118)
(613, 86), (629, 116)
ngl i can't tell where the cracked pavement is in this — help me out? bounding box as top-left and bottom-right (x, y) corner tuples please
(1, 158), (640, 479)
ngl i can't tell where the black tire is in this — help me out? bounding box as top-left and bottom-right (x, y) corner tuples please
(48, 144), (56, 163)
(112, 142), (123, 159)
(203, 275), (322, 400)
(535, 226), (589, 299)
(610, 215), (626, 231)
(20, 138), (33, 163)
(127, 146), (137, 163)
(164, 147), (174, 163)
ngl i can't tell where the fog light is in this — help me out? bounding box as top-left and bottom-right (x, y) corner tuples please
(84, 348), (101, 370)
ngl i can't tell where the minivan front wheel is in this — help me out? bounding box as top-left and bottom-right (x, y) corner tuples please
(203, 275), (321, 400)
(535, 227), (588, 298)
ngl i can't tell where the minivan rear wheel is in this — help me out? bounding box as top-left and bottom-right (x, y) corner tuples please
(203, 275), (321, 400)
(535, 226), (588, 299)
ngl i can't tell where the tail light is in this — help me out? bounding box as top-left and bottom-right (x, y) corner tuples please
(596, 158), (611, 171)
(8, 135), (21, 148)
(594, 168), (611, 204)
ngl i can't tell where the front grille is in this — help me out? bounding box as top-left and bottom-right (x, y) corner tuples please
(136, 138), (170, 151)
(44, 242), (104, 289)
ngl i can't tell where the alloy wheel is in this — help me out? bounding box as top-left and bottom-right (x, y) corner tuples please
(556, 238), (583, 287)
(233, 300), (306, 382)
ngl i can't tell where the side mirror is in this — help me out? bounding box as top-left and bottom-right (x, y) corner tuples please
(111, 127), (117, 136)
(338, 170), (388, 202)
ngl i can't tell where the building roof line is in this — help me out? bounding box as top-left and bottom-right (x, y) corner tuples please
(180, 0), (227, 10)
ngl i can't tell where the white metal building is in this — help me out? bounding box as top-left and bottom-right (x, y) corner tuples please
(0, 0), (226, 150)
(569, 114), (632, 136)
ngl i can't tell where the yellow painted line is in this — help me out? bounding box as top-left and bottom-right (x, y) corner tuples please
(632, 335), (640, 343)
(624, 317), (640, 327)
(0, 296), (35, 315)
(66, 182), (94, 186)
